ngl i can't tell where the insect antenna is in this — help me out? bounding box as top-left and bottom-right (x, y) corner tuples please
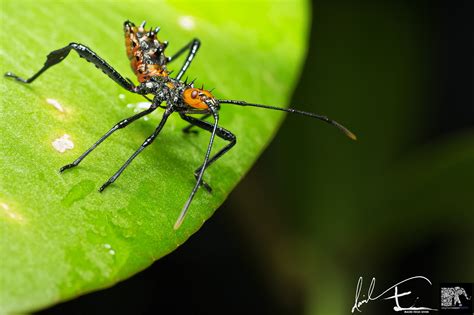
(218, 99), (357, 140)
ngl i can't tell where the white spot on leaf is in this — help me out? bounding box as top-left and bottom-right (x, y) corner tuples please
(178, 16), (195, 30)
(103, 243), (115, 255)
(1, 202), (25, 223)
(52, 134), (74, 153)
(135, 102), (151, 112)
(118, 94), (126, 100)
(126, 102), (152, 113)
(46, 98), (64, 112)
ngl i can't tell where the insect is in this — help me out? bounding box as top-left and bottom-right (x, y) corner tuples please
(5, 20), (356, 229)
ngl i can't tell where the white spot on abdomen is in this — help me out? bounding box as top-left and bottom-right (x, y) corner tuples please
(52, 134), (74, 153)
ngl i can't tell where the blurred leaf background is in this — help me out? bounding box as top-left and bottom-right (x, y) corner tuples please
(2, 0), (474, 314)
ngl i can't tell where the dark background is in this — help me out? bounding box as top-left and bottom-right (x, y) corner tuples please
(38, 0), (473, 314)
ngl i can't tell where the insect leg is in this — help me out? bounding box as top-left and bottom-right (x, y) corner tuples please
(167, 39), (200, 80)
(174, 108), (220, 229)
(182, 113), (211, 134)
(99, 108), (173, 192)
(5, 43), (141, 93)
(60, 104), (158, 172)
(179, 113), (236, 192)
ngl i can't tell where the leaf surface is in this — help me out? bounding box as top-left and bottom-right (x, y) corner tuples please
(0, 0), (309, 312)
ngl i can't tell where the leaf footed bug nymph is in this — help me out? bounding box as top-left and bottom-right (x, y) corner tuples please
(5, 21), (356, 229)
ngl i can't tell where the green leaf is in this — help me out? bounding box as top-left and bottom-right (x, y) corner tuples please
(0, 0), (309, 312)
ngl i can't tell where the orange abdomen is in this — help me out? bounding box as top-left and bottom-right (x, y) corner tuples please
(124, 21), (168, 83)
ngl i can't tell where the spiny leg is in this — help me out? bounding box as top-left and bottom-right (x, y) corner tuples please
(182, 113), (211, 134)
(179, 113), (236, 192)
(174, 108), (219, 230)
(99, 109), (173, 192)
(5, 43), (141, 93)
(60, 104), (159, 172)
(167, 39), (200, 81)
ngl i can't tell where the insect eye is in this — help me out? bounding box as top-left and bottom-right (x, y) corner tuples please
(191, 90), (198, 98)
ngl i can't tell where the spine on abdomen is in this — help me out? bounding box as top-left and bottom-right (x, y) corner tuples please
(124, 21), (169, 83)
